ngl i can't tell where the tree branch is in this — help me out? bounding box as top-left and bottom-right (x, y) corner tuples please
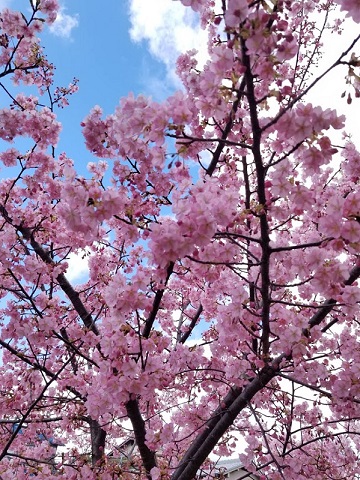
(142, 262), (174, 338)
(171, 361), (281, 480)
(179, 304), (203, 344)
(172, 264), (360, 479)
(241, 36), (271, 360)
(206, 77), (246, 176)
(125, 399), (157, 478)
(0, 354), (75, 461)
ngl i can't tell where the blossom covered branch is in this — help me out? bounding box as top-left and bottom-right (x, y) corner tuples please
(0, 0), (360, 479)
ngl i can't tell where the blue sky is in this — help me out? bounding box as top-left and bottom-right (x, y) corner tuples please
(1, 0), (358, 174)
(0, 0), (207, 281)
(0, 0), (207, 176)
(1, 0), (359, 284)
(0, 0), (210, 334)
(44, 0), (359, 173)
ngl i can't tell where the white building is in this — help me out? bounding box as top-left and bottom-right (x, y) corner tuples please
(211, 458), (259, 479)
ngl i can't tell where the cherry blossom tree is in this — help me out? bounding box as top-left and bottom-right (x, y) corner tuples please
(1, 0), (360, 478)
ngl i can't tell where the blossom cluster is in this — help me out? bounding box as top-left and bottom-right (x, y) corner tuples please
(1, 0), (360, 479)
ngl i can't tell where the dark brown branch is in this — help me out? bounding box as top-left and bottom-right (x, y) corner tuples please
(126, 262), (174, 475)
(262, 33), (360, 133)
(60, 327), (79, 374)
(179, 304), (203, 344)
(0, 338), (85, 401)
(0, 354), (75, 462)
(142, 261), (174, 338)
(172, 264), (360, 479)
(14, 222), (99, 336)
(279, 373), (332, 400)
(52, 329), (97, 367)
(89, 417), (107, 466)
(171, 360), (281, 480)
(241, 36), (271, 359)
(125, 399), (157, 478)
(321, 317), (339, 332)
(214, 231), (262, 244)
(270, 240), (326, 252)
(249, 403), (286, 480)
(0, 206), (108, 467)
(206, 77), (246, 176)
(5, 451), (74, 469)
(166, 132), (250, 150)
(307, 264), (360, 331)
(172, 384), (243, 480)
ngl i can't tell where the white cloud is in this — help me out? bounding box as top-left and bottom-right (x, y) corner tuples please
(65, 249), (90, 284)
(49, 7), (79, 39)
(306, 13), (360, 145)
(128, 0), (208, 91)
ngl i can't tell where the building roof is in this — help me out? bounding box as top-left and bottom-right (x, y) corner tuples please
(215, 458), (244, 471)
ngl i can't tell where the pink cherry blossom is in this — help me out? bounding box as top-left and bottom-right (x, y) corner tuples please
(336, 0), (360, 23)
(224, 0), (249, 29)
(0, 1), (360, 479)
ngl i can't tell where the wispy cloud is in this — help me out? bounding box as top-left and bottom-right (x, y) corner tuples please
(128, 0), (208, 92)
(49, 6), (79, 39)
(0, 0), (12, 9)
